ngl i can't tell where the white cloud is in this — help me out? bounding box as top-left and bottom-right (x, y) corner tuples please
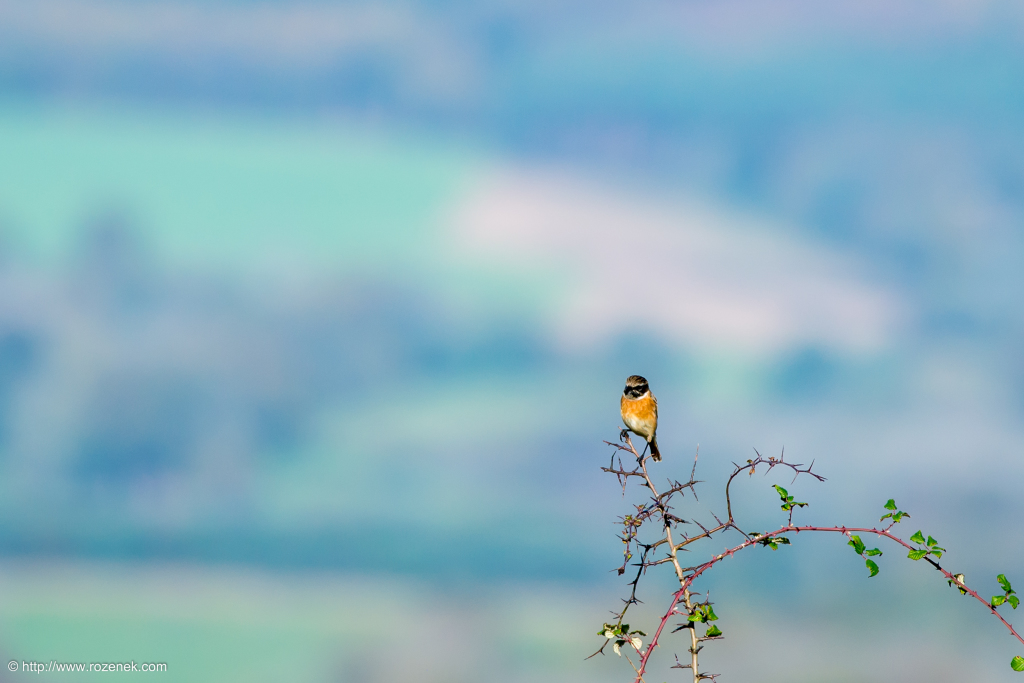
(450, 168), (903, 356)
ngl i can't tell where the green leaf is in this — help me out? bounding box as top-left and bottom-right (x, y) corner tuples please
(705, 625), (722, 638)
(927, 536), (938, 547)
(882, 510), (909, 523)
(865, 548), (883, 557)
(908, 549), (928, 561)
(884, 499), (897, 511)
(774, 485), (789, 499)
(1012, 656), (1024, 672)
(705, 605), (719, 622)
(1008, 595), (1020, 610)
(931, 550), (943, 559)
(999, 574), (1014, 593)
(758, 534), (790, 550)
(866, 559), (880, 577)
(993, 595), (1007, 608)
(910, 530), (926, 545)
(848, 536), (866, 555)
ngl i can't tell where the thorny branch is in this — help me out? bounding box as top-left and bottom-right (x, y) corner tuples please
(592, 432), (1023, 683)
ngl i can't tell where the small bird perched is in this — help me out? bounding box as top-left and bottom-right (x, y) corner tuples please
(620, 375), (660, 461)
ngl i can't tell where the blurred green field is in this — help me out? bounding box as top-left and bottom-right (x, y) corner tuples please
(0, 561), (616, 683)
(0, 557), (1014, 683)
(0, 104), (471, 271)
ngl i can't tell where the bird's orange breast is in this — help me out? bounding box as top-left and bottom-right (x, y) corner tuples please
(621, 393), (658, 439)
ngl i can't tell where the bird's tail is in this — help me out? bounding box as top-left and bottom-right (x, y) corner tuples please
(649, 437), (661, 462)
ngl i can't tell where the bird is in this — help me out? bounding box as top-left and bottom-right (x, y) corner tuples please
(620, 375), (660, 461)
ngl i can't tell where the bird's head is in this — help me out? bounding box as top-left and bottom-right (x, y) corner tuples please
(623, 375), (650, 398)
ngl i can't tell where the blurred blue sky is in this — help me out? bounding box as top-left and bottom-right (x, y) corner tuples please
(0, 1), (1023, 682)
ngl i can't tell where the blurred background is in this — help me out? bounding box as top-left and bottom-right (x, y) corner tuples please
(0, 0), (1023, 681)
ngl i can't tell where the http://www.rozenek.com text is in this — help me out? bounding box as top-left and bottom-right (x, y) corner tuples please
(9, 660), (167, 673)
